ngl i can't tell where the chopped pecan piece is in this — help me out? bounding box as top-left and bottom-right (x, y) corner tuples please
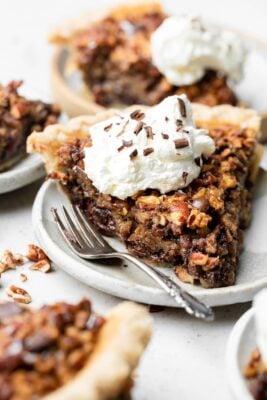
(30, 259), (51, 273)
(6, 285), (32, 304)
(26, 244), (48, 262)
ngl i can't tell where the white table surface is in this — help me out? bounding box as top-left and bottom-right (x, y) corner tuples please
(0, 1), (266, 399)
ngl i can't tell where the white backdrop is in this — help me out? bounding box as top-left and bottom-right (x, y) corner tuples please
(0, 1), (266, 399)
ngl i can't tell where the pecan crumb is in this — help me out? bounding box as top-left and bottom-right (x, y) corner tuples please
(20, 273), (28, 282)
(26, 244), (48, 262)
(0, 250), (26, 272)
(6, 285), (32, 304)
(30, 259), (51, 273)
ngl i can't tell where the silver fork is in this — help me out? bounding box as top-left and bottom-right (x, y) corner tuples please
(51, 205), (214, 321)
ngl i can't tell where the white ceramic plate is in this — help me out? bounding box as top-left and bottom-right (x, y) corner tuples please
(226, 308), (255, 400)
(32, 169), (267, 308)
(0, 154), (45, 194)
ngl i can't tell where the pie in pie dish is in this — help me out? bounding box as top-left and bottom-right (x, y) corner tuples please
(0, 299), (151, 400)
(50, 2), (245, 108)
(0, 81), (60, 172)
(28, 95), (262, 288)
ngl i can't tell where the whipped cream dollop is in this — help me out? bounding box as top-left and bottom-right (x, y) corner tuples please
(254, 289), (267, 363)
(83, 95), (215, 200)
(151, 15), (247, 86)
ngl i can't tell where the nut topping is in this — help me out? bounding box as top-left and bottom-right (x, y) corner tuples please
(6, 285), (32, 304)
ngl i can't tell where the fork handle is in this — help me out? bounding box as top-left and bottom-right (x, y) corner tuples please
(117, 252), (214, 320)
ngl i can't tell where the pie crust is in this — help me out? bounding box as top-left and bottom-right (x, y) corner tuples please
(0, 301), (151, 400)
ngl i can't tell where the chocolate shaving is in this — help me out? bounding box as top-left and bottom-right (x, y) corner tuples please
(145, 126), (154, 139)
(165, 116), (169, 122)
(143, 147), (154, 156)
(174, 138), (189, 149)
(117, 144), (124, 152)
(134, 121), (144, 135)
(130, 149), (138, 160)
(177, 98), (187, 118)
(130, 109), (145, 121)
(161, 133), (169, 140)
(176, 119), (183, 131)
(182, 171), (188, 184)
(194, 156), (202, 167)
(104, 123), (113, 132)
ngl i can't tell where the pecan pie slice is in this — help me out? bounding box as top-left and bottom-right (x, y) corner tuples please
(50, 2), (238, 107)
(0, 299), (151, 400)
(27, 102), (262, 288)
(0, 81), (59, 172)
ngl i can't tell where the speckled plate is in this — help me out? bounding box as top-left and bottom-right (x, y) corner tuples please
(32, 170), (267, 307)
(226, 308), (255, 400)
(0, 154), (45, 194)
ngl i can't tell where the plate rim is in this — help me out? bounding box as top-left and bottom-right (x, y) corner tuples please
(32, 180), (267, 308)
(0, 154), (45, 194)
(226, 308), (254, 400)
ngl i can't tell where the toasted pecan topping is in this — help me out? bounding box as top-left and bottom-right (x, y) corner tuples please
(26, 244), (48, 262)
(30, 259), (51, 273)
(6, 285), (32, 304)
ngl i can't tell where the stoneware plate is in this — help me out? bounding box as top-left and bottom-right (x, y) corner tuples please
(50, 24), (267, 140)
(226, 308), (255, 400)
(32, 169), (267, 308)
(0, 154), (45, 194)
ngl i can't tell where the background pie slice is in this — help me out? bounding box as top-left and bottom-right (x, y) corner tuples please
(0, 299), (151, 400)
(49, 1), (237, 108)
(0, 81), (60, 172)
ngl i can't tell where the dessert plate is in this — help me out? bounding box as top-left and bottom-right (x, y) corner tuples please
(226, 308), (255, 400)
(32, 170), (267, 308)
(50, 26), (267, 140)
(0, 154), (45, 194)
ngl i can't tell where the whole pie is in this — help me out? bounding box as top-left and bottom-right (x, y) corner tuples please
(28, 96), (262, 288)
(50, 2), (242, 108)
(0, 81), (60, 172)
(0, 299), (151, 400)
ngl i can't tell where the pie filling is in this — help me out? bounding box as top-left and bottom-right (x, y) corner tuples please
(0, 300), (105, 400)
(0, 81), (59, 172)
(53, 118), (257, 289)
(245, 349), (267, 400)
(62, 6), (237, 107)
